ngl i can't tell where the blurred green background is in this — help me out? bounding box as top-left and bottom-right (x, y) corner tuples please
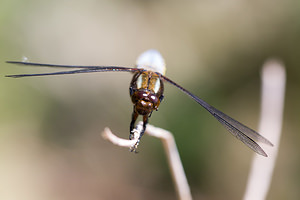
(1, 0), (299, 199)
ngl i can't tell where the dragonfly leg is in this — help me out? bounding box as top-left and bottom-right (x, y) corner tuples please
(129, 108), (139, 140)
(138, 115), (149, 141)
(131, 115), (149, 152)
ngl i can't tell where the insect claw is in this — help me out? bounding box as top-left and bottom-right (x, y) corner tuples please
(130, 148), (139, 153)
(130, 139), (140, 153)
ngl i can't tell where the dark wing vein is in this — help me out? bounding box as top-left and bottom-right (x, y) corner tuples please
(6, 61), (139, 78)
(161, 75), (273, 157)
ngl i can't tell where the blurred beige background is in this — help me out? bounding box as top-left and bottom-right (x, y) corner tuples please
(1, 0), (299, 199)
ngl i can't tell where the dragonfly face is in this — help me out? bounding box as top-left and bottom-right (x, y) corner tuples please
(129, 70), (164, 140)
(6, 49), (273, 156)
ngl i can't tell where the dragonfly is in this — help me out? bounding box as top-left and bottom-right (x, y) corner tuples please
(6, 49), (273, 156)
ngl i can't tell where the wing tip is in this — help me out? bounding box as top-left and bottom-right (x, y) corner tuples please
(253, 145), (269, 157)
(258, 150), (268, 157)
(260, 137), (274, 147)
(6, 61), (21, 65)
(5, 75), (19, 78)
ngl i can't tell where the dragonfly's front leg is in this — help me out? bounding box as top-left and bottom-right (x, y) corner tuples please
(129, 107), (139, 140)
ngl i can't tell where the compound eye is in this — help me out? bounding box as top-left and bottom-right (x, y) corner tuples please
(136, 91), (148, 99)
(149, 94), (158, 104)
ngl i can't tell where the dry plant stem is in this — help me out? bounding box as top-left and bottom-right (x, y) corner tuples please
(101, 122), (192, 200)
(145, 124), (192, 200)
(101, 127), (138, 147)
(243, 59), (286, 200)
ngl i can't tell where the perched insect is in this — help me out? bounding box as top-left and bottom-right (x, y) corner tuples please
(6, 49), (273, 156)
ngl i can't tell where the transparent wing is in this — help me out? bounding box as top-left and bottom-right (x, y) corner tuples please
(6, 61), (134, 69)
(6, 61), (139, 78)
(161, 74), (273, 157)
